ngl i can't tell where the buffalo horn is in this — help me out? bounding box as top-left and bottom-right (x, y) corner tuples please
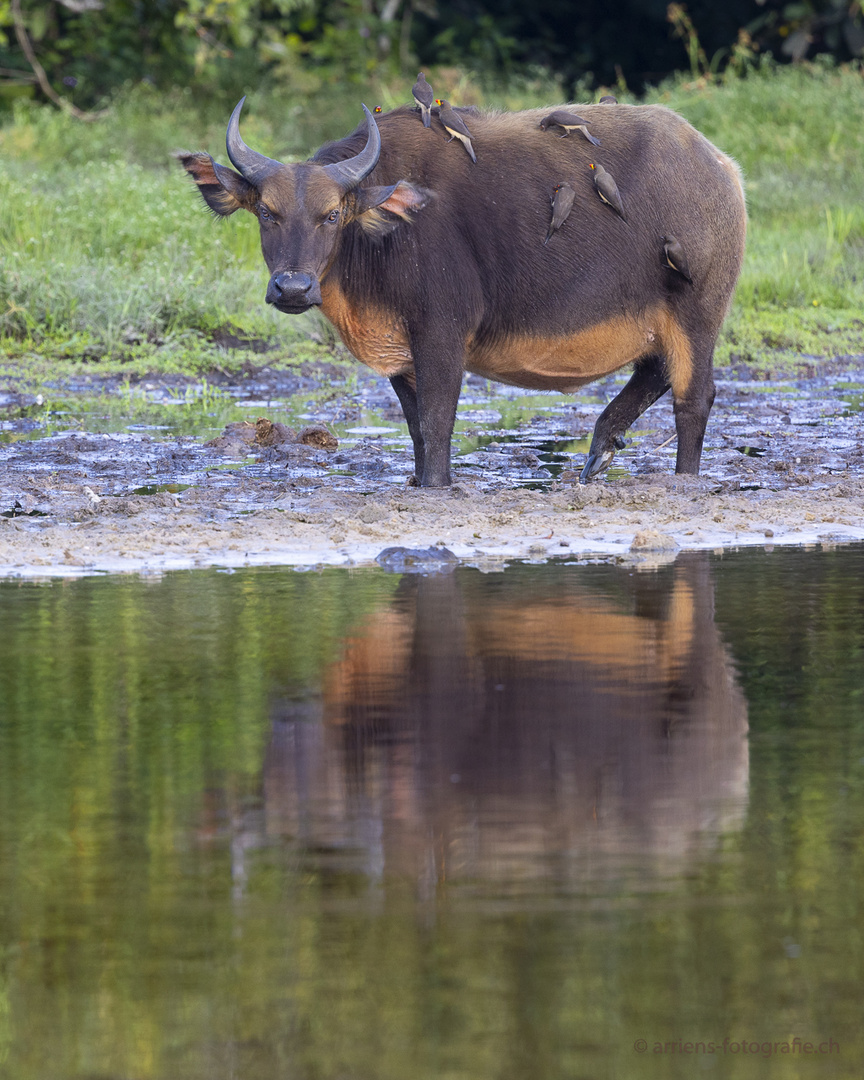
(322, 105), (381, 192)
(225, 96), (285, 182)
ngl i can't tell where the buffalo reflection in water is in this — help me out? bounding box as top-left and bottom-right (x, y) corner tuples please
(263, 553), (748, 891)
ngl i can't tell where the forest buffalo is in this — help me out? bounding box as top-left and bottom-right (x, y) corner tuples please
(178, 99), (746, 486)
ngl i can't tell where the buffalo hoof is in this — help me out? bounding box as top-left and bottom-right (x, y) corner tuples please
(579, 436), (627, 483)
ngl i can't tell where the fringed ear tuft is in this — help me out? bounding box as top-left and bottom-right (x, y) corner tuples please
(174, 151), (258, 216)
(349, 180), (433, 235)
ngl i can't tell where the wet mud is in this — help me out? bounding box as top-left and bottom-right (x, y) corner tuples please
(1, 356), (863, 575)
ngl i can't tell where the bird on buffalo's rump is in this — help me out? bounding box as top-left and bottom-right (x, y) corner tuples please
(177, 98), (746, 487)
(661, 234), (693, 283)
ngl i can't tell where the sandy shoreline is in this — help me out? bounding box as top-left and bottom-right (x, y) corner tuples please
(2, 477), (862, 578)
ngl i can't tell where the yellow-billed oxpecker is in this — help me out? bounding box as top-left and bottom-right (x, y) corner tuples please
(589, 162), (626, 221)
(662, 234), (693, 282)
(412, 72), (434, 128)
(544, 182), (576, 245)
(435, 99), (476, 162)
(540, 110), (601, 146)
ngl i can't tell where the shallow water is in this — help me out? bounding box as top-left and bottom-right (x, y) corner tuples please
(0, 545), (862, 1078)
(3, 362), (864, 496)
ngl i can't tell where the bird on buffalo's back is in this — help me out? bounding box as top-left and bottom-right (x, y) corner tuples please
(599, 94), (618, 104)
(544, 182), (576, 245)
(539, 110), (600, 146)
(412, 72), (434, 128)
(589, 162), (626, 221)
(661, 234), (693, 282)
(435, 99), (477, 163)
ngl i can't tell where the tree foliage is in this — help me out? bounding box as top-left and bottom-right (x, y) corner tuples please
(0, 0), (862, 111)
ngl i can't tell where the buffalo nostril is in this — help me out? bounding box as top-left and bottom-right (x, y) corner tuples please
(266, 271), (322, 309)
(265, 277), (284, 306)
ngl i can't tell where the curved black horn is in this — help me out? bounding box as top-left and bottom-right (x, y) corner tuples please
(225, 97), (284, 182)
(322, 105), (381, 192)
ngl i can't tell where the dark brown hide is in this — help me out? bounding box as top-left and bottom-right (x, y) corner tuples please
(179, 102), (746, 487)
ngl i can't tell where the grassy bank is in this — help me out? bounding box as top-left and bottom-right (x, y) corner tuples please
(1, 61), (863, 387)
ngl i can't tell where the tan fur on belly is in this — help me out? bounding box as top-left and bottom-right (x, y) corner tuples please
(467, 309), (693, 394)
(319, 289), (693, 397)
(320, 280), (414, 378)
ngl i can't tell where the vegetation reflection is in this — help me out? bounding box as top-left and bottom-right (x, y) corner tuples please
(0, 547), (862, 1078)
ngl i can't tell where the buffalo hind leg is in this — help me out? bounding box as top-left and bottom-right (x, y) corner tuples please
(672, 350), (715, 475)
(581, 355), (670, 482)
(390, 374), (425, 484)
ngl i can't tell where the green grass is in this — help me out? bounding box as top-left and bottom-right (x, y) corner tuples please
(645, 59), (864, 363)
(0, 60), (863, 384)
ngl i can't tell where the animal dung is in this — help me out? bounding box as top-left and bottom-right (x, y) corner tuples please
(296, 425), (339, 450)
(205, 418), (338, 453)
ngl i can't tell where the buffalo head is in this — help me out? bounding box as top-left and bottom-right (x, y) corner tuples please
(178, 99), (430, 313)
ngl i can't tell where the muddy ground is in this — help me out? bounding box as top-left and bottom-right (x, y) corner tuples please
(1, 355), (863, 576)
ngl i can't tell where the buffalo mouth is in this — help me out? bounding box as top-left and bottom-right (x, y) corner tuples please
(270, 299), (319, 315)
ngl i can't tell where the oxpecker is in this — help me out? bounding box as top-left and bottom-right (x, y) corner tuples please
(412, 72), (434, 128)
(589, 162), (626, 221)
(662, 234), (693, 282)
(539, 110), (600, 146)
(544, 183), (576, 244)
(436, 99), (477, 163)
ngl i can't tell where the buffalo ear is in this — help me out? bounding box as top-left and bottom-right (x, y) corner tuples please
(175, 151), (258, 216)
(350, 180), (432, 234)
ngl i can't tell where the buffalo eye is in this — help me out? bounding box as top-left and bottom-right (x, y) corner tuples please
(324, 209), (340, 224)
(257, 204), (274, 222)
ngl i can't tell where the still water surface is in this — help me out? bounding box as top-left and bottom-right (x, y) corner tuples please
(0, 546), (862, 1079)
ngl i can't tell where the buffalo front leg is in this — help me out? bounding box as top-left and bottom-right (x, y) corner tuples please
(390, 374), (425, 484)
(409, 332), (466, 488)
(581, 355), (670, 482)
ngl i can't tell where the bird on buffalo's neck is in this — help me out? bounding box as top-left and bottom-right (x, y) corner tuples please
(435, 99), (477, 163)
(412, 72), (434, 128)
(589, 162), (627, 221)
